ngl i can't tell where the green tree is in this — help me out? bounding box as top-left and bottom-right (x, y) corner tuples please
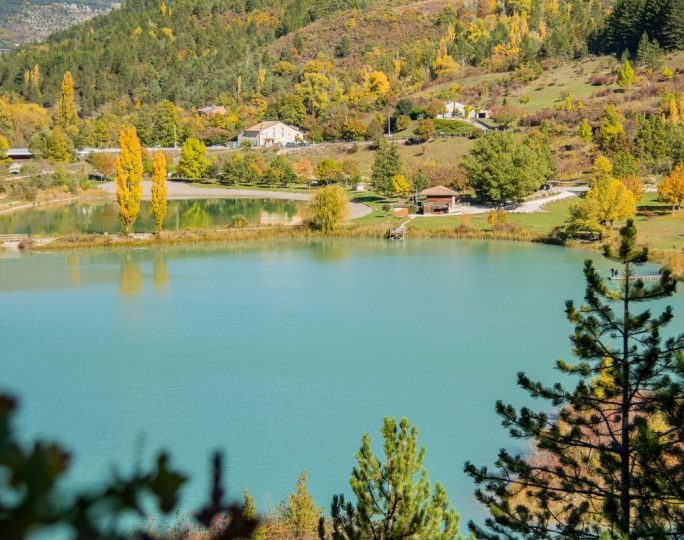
(466, 221), (684, 538)
(178, 137), (210, 179)
(598, 105), (626, 153)
(283, 472), (321, 538)
(616, 57), (636, 86)
(323, 417), (461, 540)
(578, 118), (593, 143)
(461, 131), (552, 205)
(612, 151), (641, 179)
(48, 127), (74, 162)
(636, 32), (663, 70)
(316, 158), (344, 183)
(414, 118), (435, 142)
(264, 155), (297, 186)
(370, 141), (401, 195)
(306, 185), (349, 233)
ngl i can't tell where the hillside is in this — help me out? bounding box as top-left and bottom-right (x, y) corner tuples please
(0, 1), (118, 45)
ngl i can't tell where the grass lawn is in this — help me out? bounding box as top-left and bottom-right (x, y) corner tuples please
(635, 193), (684, 250)
(408, 197), (576, 232)
(290, 137), (474, 176)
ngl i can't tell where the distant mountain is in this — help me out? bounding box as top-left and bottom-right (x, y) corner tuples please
(0, 1), (119, 45)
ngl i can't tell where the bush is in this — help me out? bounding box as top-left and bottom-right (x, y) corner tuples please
(434, 119), (473, 136)
(231, 214), (249, 229)
(305, 185), (349, 233)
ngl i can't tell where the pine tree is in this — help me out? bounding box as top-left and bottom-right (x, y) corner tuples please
(283, 472), (320, 538)
(56, 71), (78, 129)
(466, 220), (684, 538)
(323, 417), (461, 540)
(115, 127), (143, 234)
(151, 151), (167, 235)
(370, 140), (401, 195)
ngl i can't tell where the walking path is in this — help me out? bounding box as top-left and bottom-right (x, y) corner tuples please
(98, 181), (373, 219)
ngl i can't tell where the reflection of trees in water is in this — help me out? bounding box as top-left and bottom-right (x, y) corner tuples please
(66, 253), (80, 286)
(152, 252), (168, 292)
(119, 253), (143, 296)
(0, 199), (305, 235)
(308, 240), (351, 262)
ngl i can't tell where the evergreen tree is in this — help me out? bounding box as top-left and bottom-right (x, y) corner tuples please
(323, 417), (461, 540)
(283, 472), (321, 538)
(56, 71), (78, 129)
(636, 32), (663, 70)
(151, 151), (168, 235)
(370, 140), (401, 195)
(466, 221), (684, 538)
(115, 127), (144, 234)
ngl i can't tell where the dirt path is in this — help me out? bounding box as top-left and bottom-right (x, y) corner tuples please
(98, 181), (373, 219)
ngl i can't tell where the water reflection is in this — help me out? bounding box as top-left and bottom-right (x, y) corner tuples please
(66, 254), (80, 287)
(308, 240), (351, 262)
(152, 252), (168, 293)
(0, 198), (304, 235)
(119, 254), (143, 296)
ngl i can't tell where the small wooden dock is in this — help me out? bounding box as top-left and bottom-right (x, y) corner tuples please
(608, 274), (661, 282)
(387, 227), (405, 240)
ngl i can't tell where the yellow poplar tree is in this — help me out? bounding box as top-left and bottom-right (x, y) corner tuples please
(585, 178), (637, 229)
(115, 127), (144, 234)
(57, 71), (78, 128)
(151, 151), (168, 234)
(433, 37), (459, 78)
(658, 164), (684, 212)
(669, 96), (680, 124)
(590, 155), (613, 187)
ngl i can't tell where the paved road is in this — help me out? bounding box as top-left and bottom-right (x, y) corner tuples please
(98, 181), (373, 219)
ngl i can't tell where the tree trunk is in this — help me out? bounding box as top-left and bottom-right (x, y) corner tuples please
(620, 260), (631, 535)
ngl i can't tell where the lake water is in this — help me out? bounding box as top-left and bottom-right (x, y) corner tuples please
(1, 240), (682, 533)
(0, 198), (304, 235)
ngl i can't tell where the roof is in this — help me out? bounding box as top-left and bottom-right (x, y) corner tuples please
(420, 185), (459, 197)
(198, 104), (226, 114)
(243, 121), (302, 133)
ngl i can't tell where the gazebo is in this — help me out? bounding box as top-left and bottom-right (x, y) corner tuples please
(418, 185), (460, 215)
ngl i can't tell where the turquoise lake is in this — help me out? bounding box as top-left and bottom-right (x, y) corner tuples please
(2, 240), (682, 533)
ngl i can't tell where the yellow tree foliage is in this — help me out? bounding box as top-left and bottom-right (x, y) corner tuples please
(293, 159), (314, 180)
(585, 178), (637, 229)
(669, 96), (680, 124)
(151, 151), (168, 234)
(433, 37), (459, 78)
(364, 70), (390, 97)
(658, 164), (684, 212)
(0, 134), (10, 166)
(306, 185), (349, 233)
(57, 71), (78, 129)
(590, 155), (613, 187)
(256, 68), (266, 95)
(391, 174), (412, 196)
(115, 127), (144, 234)
(620, 176), (645, 202)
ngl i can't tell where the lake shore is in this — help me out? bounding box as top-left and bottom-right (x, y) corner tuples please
(97, 181), (374, 219)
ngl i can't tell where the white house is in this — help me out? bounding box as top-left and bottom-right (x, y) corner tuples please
(437, 101), (490, 120)
(237, 121), (304, 148)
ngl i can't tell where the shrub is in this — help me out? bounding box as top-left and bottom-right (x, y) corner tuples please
(231, 214), (249, 228)
(433, 119), (473, 136)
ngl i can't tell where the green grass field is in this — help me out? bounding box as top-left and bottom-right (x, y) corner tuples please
(290, 137), (474, 176)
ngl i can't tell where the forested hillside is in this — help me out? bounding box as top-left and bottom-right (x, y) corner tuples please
(0, 0), (682, 151)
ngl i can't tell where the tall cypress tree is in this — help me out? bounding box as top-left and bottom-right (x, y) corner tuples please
(465, 220), (684, 538)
